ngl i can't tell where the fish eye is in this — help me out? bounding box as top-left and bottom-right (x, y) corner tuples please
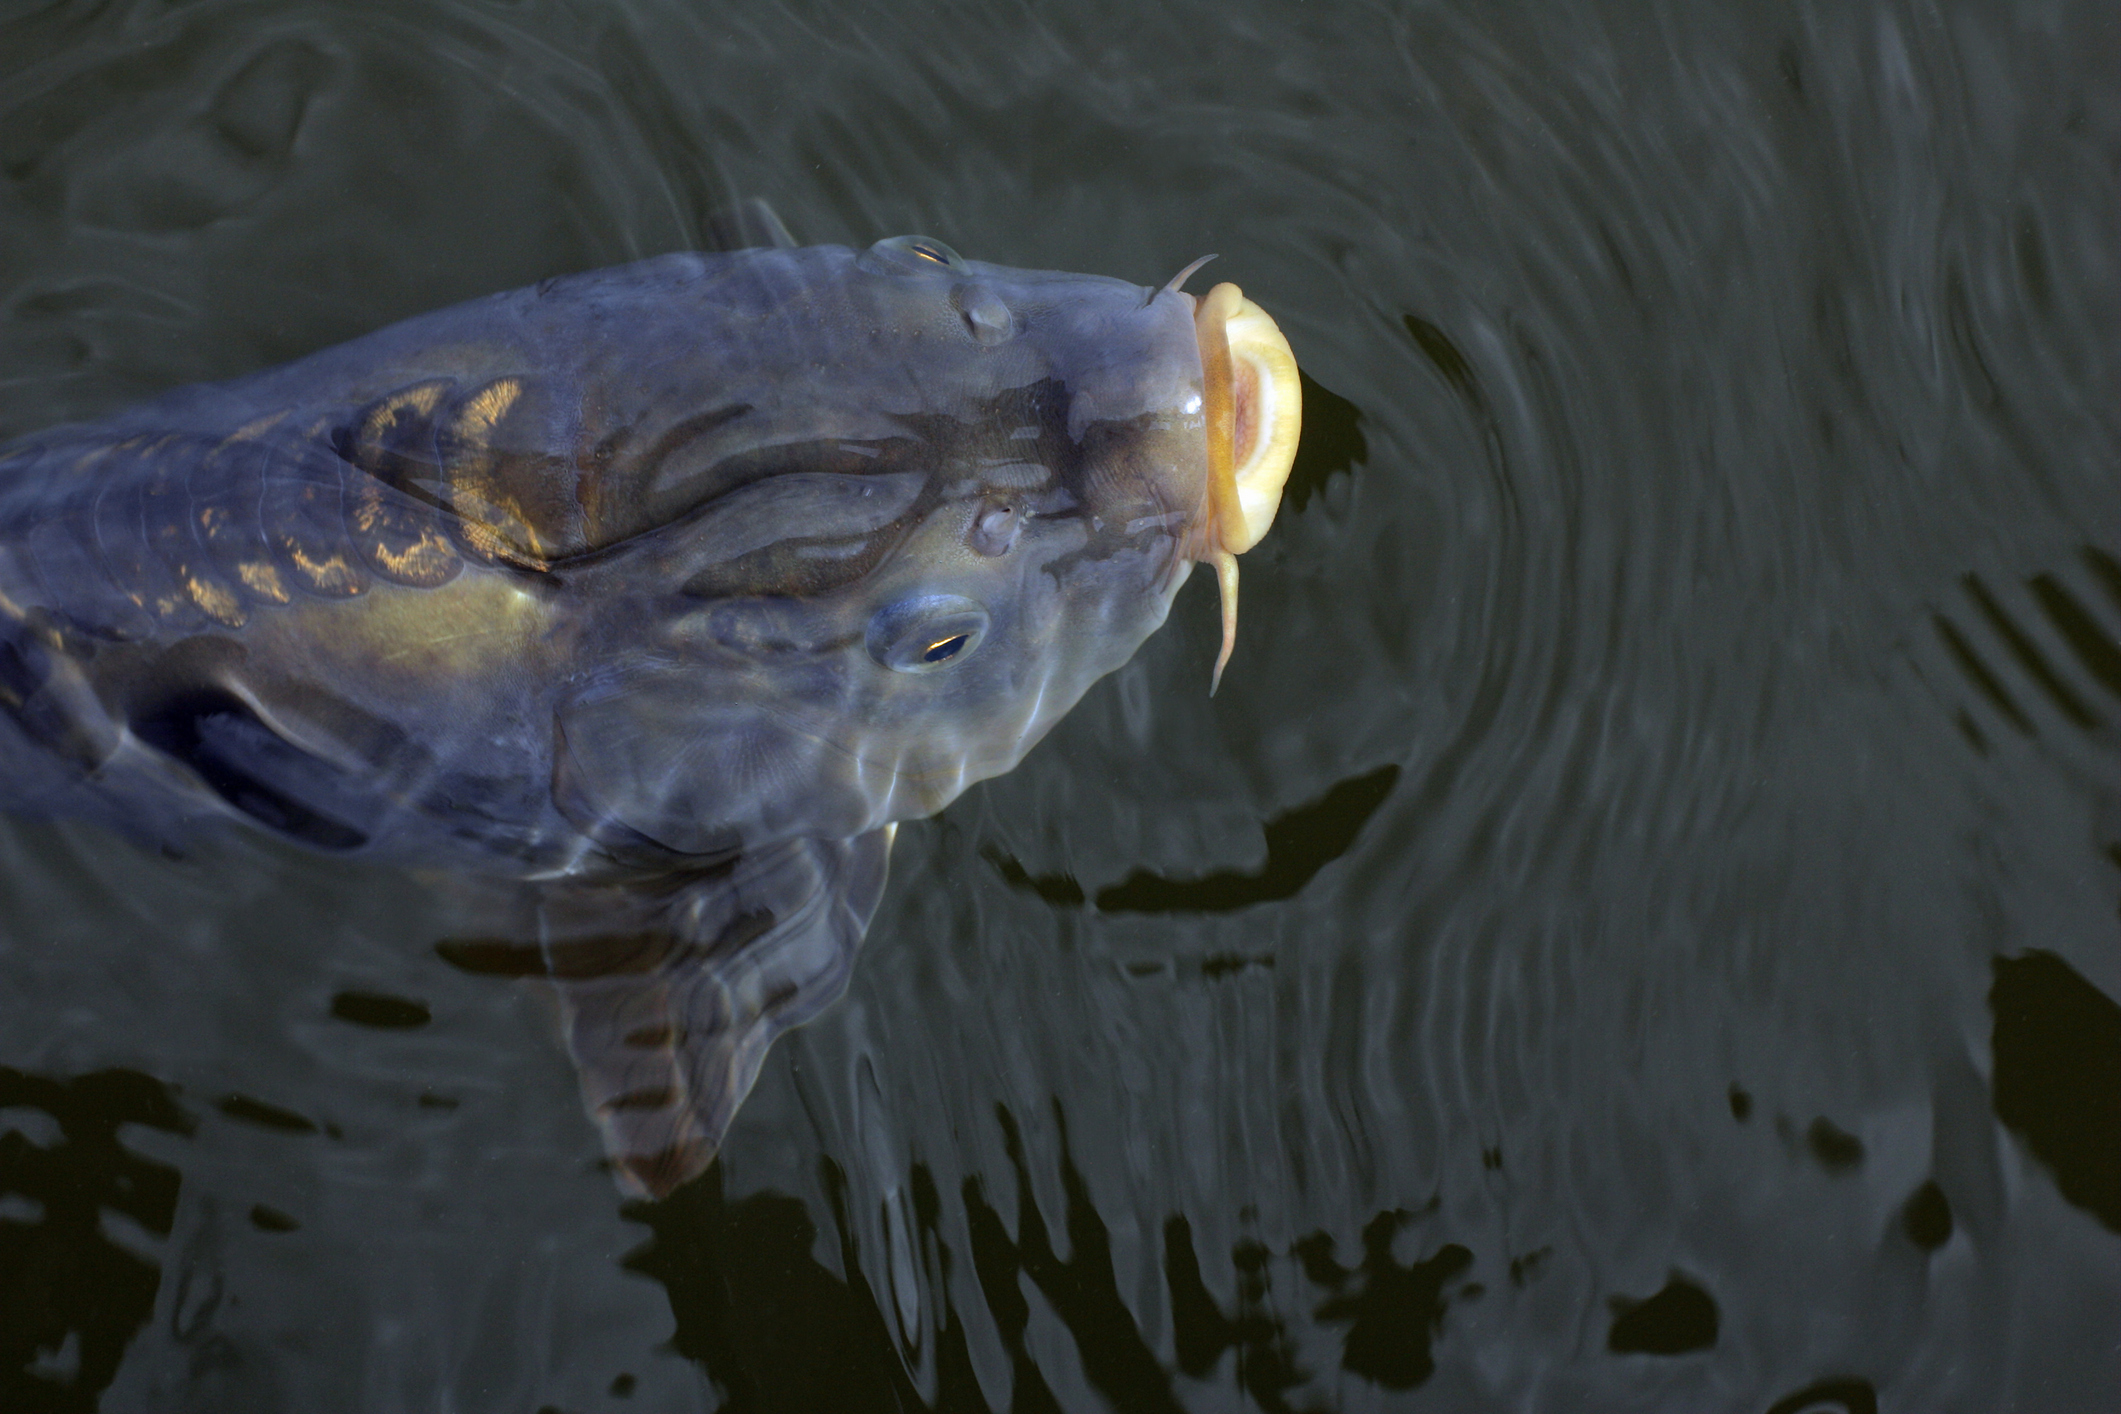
(867, 594), (988, 673)
(860, 234), (969, 277)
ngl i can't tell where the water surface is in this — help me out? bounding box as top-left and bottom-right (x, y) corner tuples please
(2, 1), (2117, 1410)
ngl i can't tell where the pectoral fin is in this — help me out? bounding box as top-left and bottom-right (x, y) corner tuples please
(536, 827), (892, 1197)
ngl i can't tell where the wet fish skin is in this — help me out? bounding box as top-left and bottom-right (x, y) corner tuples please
(0, 234), (1239, 1196)
(0, 239), (1210, 867)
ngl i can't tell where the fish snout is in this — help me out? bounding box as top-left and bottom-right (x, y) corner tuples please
(1188, 282), (1302, 690)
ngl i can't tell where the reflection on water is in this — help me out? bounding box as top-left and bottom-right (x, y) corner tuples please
(3, 0), (2118, 1409)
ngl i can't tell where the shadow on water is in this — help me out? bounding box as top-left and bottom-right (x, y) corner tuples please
(983, 765), (1400, 915)
(1290, 1211), (1472, 1395)
(617, 1094), (1936, 1412)
(1094, 767), (1402, 916)
(1990, 950), (2121, 1233)
(1605, 1273), (1718, 1356)
(624, 1099), (1483, 1412)
(0, 1056), (1999, 1411)
(620, 1162), (931, 1413)
(1276, 372), (1367, 516)
(1761, 1379), (1878, 1414)
(0, 1068), (191, 1414)
(1932, 546), (2121, 750)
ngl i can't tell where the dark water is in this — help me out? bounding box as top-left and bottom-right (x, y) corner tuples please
(2, 0), (2117, 1409)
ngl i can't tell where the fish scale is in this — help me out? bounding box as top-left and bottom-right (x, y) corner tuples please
(189, 431), (294, 607)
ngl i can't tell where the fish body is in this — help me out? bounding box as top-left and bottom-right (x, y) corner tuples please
(0, 231), (1300, 1193)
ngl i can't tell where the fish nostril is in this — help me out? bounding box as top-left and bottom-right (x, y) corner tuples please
(953, 284), (1015, 346)
(970, 502), (1021, 556)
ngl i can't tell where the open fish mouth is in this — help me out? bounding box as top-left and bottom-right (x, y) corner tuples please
(1183, 276), (1303, 691)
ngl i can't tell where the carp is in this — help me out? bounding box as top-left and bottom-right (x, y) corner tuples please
(0, 220), (1300, 1195)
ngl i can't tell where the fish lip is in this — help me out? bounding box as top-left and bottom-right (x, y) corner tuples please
(1188, 283), (1301, 561)
(1183, 281), (1303, 689)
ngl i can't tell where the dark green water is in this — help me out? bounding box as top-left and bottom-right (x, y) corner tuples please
(2, 1), (2117, 1410)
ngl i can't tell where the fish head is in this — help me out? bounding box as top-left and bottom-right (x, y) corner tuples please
(556, 237), (1301, 852)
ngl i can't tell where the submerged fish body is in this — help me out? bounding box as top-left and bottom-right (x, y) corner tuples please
(0, 231), (1300, 1194)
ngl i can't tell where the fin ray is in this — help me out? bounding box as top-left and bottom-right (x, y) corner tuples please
(539, 827), (892, 1197)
